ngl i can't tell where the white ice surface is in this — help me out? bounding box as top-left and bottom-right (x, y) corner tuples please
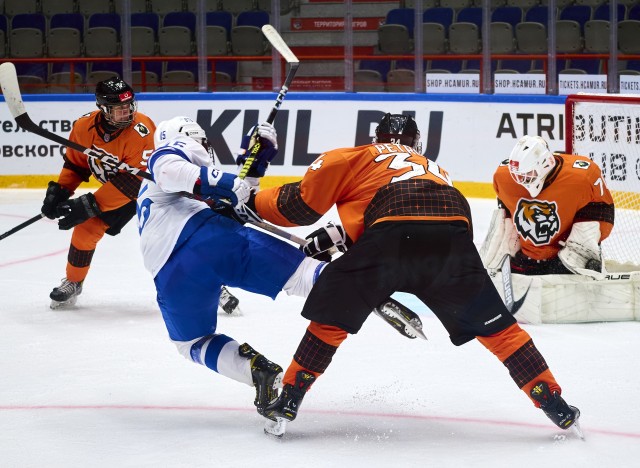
(1, 190), (639, 468)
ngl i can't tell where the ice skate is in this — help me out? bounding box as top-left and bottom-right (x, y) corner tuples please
(530, 382), (583, 439)
(373, 298), (427, 340)
(263, 370), (316, 422)
(238, 343), (283, 415)
(49, 278), (83, 309)
(219, 286), (241, 315)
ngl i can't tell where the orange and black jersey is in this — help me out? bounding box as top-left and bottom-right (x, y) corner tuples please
(255, 142), (472, 242)
(58, 110), (156, 212)
(493, 153), (614, 261)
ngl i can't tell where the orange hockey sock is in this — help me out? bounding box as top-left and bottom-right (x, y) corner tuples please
(66, 217), (107, 282)
(283, 321), (348, 386)
(477, 323), (560, 405)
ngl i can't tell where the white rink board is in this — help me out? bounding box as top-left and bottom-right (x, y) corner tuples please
(0, 94), (567, 183)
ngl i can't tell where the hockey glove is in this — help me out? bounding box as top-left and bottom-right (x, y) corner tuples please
(210, 194), (263, 225)
(236, 122), (278, 178)
(195, 167), (251, 206)
(57, 193), (102, 230)
(302, 222), (350, 262)
(558, 221), (605, 279)
(41, 181), (72, 219)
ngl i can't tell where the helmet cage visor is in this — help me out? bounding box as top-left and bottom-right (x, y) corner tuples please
(99, 100), (137, 129)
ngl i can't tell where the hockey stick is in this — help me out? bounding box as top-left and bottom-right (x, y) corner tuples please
(0, 213), (45, 241)
(499, 254), (531, 316)
(500, 254), (515, 312)
(0, 63), (316, 253)
(238, 25), (299, 180)
(0, 62), (153, 182)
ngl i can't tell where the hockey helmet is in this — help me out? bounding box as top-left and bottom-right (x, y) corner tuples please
(154, 116), (213, 160)
(374, 113), (422, 153)
(508, 135), (556, 197)
(95, 77), (137, 129)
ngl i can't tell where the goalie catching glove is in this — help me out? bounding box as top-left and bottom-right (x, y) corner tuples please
(302, 222), (350, 262)
(236, 122), (278, 178)
(558, 221), (605, 279)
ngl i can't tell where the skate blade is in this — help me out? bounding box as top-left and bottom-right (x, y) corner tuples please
(50, 296), (78, 310)
(264, 417), (287, 438)
(373, 307), (427, 340)
(571, 419), (585, 441)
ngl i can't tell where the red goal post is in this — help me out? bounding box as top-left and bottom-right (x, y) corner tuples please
(565, 94), (640, 266)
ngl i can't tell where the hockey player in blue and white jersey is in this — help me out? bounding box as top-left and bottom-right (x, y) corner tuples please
(136, 116), (326, 417)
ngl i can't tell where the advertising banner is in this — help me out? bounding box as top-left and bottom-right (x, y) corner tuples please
(0, 94), (567, 190)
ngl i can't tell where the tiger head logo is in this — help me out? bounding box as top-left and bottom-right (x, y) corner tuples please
(514, 199), (560, 245)
(87, 146), (119, 184)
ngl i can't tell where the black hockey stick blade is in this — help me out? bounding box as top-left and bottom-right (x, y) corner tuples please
(0, 213), (45, 241)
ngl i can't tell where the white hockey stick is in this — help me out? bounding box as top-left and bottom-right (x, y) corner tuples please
(239, 25), (300, 179)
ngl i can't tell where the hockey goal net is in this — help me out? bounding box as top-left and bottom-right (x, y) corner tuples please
(565, 94), (640, 267)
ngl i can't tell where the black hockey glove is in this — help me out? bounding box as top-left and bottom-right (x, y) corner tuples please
(41, 181), (71, 219)
(302, 222), (350, 262)
(209, 193), (262, 225)
(235, 123), (278, 178)
(57, 193), (102, 230)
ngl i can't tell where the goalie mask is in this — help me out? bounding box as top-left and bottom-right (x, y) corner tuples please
(95, 77), (137, 129)
(154, 116), (214, 161)
(373, 113), (422, 153)
(508, 135), (556, 197)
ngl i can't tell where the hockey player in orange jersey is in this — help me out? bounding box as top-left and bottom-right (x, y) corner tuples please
(40, 77), (155, 309)
(237, 114), (581, 435)
(480, 135), (614, 278)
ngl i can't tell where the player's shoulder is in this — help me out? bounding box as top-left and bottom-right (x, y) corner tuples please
(556, 153), (600, 176)
(128, 114), (155, 140)
(494, 158), (512, 179)
(72, 110), (99, 130)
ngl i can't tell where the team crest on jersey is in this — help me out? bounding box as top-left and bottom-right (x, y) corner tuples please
(88, 147), (119, 184)
(573, 160), (590, 169)
(134, 123), (150, 137)
(514, 199), (560, 245)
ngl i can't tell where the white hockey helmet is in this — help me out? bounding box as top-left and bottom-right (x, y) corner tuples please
(154, 116), (213, 157)
(508, 135), (556, 197)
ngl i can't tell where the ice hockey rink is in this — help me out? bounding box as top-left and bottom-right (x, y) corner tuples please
(1, 189), (639, 468)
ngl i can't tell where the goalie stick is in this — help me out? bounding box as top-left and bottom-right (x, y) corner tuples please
(238, 25), (299, 179)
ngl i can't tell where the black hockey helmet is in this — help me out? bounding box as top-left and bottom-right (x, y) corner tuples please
(374, 113), (422, 152)
(95, 77), (137, 129)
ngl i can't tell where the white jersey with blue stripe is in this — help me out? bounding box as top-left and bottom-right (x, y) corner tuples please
(137, 135), (216, 277)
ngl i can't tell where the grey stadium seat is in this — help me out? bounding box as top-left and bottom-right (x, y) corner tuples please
(162, 70), (197, 92)
(556, 20), (583, 53)
(386, 69), (415, 93)
(449, 22), (481, 54)
(378, 24), (413, 54)
(422, 23), (448, 54)
(354, 70), (385, 92)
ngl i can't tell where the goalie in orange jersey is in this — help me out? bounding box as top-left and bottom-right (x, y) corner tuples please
(40, 77), (156, 309)
(237, 114), (581, 435)
(479, 135), (614, 278)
